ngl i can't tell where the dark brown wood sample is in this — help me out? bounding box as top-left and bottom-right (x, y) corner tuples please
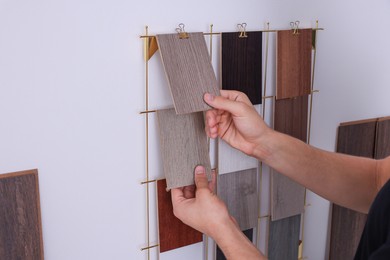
(216, 229), (253, 260)
(156, 108), (212, 189)
(375, 116), (390, 159)
(0, 169), (44, 260)
(271, 96), (308, 221)
(157, 179), (203, 252)
(268, 215), (300, 260)
(217, 168), (258, 231)
(329, 119), (377, 260)
(221, 32), (262, 105)
(156, 32), (219, 115)
(276, 29), (312, 100)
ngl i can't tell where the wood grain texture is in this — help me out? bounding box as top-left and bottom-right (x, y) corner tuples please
(157, 179), (203, 252)
(329, 119), (376, 260)
(268, 214), (300, 260)
(271, 96), (307, 221)
(217, 168), (258, 231)
(0, 169), (44, 260)
(276, 29), (312, 100)
(156, 32), (219, 114)
(216, 229), (253, 260)
(221, 32), (262, 105)
(375, 116), (390, 159)
(156, 108), (211, 189)
(218, 139), (259, 175)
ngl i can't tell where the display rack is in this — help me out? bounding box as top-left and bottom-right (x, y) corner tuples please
(139, 21), (323, 260)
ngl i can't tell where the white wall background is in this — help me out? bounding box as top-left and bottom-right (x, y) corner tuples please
(1, 0), (390, 259)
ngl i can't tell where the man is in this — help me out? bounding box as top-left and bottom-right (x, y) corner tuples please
(171, 90), (390, 259)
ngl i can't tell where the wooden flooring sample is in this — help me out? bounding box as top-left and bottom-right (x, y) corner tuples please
(276, 29), (312, 100)
(268, 214), (300, 260)
(217, 168), (258, 231)
(216, 229), (253, 260)
(156, 108), (211, 189)
(271, 96), (307, 221)
(375, 116), (390, 159)
(0, 169), (44, 260)
(221, 32), (262, 105)
(156, 32), (219, 115)
(157, 179), (203, 252)
(329, 119), (376, 260)
(218, 139), (258, 175)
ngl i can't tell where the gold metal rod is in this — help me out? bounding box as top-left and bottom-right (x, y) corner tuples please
(144, 25), (151, 260)
(262, 22), (270, 119)
(312, 89), (320, 93)
(141, 179), (157, 185)
(259, 214), (270, 219)
(139, 28), (324, 38)
(262, 95), (274, 99)
(209, 24), (213, 58)
(301, 20), (320, 260)
(141, 244), (159, 251)
(140, 110), (157, 114)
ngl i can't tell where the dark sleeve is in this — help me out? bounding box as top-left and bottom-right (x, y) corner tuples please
(369, 242), (390, 260)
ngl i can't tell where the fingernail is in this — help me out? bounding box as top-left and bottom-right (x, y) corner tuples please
(204, 93), (214, 103)
(195, 165), (205, 175)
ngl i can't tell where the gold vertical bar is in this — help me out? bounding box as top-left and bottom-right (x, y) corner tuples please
(300, 20), (319, 260)
(257, 22), (270, 250)
(144, 25), (151, 260)
(262, 22), (270, 118)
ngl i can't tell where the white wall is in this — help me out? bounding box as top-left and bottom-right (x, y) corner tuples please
(1, 0), (390, 259)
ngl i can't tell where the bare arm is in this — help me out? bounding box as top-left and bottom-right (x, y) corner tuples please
(204, 90), (390, 213)
(171, 166), (265, 259)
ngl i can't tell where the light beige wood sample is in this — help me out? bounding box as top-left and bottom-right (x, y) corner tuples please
(156, 32), (219, 114)
(156, 108), (211, 189)
(217, 168), (258, 230)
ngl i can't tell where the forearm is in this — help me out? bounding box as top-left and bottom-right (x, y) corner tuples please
(214, 220), (265, 260)
(254, 130), (379, 213)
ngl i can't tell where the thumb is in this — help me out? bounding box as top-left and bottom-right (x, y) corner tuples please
(204, 92), (245, 116)
(194, 165), (209, 190)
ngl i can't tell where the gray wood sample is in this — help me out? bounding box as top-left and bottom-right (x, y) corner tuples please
(217, 168), (258, 231)
(218, 139), (259, 175)
(156, 108), (211, 189)
(271, 172), (305, 221)
(375, 116), (390, 159)
(329, 119), (376, 260)
(156, 32), (219, 115)
(271, 96), (307, 221)
(0, 169), (44, 260)
(268, 215), (300, 260)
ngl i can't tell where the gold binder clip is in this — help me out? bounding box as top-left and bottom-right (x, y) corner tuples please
(237, 23), (248, 38)
(290, 20), (300, 35)
(176, 23), (189, 39)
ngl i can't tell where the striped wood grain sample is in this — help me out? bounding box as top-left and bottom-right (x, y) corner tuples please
(156, 32), (219, 115)
(375, 116), (390, 159)
(157, 179), (203, 252)
(268, 215), (300, 260)
(276, 29), (312, 100)
(329, 119), (377, 260)
(216, 229), (253, 260)
(0, 169), (44, 260)
(156, 108), (211, 189)
(217, 168), (258, 231)
(218, 139), (258, 175)
(271, 96), (308, 221)
(221, 32), (262, 105)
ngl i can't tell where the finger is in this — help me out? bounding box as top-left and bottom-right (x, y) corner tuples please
(208, 170), (216, 193)
(194, 165), (209, 189)
(171, 188), (185, 207)
(182, 185), (196, 199)
(220, 90), (252, 105)
(204, 92), (250, 117)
